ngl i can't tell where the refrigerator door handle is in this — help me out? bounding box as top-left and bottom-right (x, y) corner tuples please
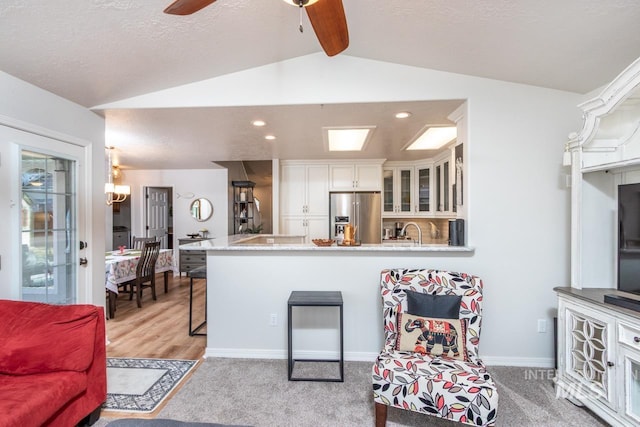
(354, 201), (360, 241)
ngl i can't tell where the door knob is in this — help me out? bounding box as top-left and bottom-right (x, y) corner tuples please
(79, 257), (88, 266)
(79, 241), (88, 250)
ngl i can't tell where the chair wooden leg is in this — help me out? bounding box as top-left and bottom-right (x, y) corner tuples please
(151, 276), (157, 301)
(375, 402), (387, 427)
(136, 279), (142, 308)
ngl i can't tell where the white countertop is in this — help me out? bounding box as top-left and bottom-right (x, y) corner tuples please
(179, 234), (474, 253)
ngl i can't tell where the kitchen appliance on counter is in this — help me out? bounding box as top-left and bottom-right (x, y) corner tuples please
(448, 219), (465, 246)
(383, 228), (392, 240)
(330, 192), (381, 244)
(395, 222), (404, 238)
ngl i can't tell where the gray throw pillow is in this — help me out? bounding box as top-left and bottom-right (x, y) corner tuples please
(406, 290), (462, 319)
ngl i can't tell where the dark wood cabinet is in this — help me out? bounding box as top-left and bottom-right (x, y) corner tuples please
(178, 238), (206, 274)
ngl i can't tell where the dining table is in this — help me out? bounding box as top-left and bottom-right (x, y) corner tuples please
(105, 248), (175, 318)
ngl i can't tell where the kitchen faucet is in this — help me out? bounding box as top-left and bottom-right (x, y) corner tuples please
(401, 222), (422, 245)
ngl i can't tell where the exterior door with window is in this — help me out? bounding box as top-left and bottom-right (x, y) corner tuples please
(0, 125), (86, 303)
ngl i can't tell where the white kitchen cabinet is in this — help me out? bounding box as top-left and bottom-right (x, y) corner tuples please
(329, 162), (382, 191)
(280, 161), (329, 242)
(280, 163), (329, 216)
(414, 162), (433, 216)
(434, 152), (453, 215)
(382, 165), (413, 216)
(280, 216), (329, 243)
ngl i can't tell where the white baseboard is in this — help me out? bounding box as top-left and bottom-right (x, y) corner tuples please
(481, 356), (555, 368)
(204, 347), (555, 368)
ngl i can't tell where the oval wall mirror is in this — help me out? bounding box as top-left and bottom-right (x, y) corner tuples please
(190, 198), (213, 221)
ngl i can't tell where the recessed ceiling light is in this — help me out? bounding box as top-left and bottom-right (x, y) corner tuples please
(405, 126), (457, 150)
(324, 126), (376, 152)
(395, 111), (412, 119)
(265, 135), (276, 140)
(252, 120), (266, 127)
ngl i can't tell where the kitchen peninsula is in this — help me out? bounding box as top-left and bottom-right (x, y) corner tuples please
(180, 235), (473, 361)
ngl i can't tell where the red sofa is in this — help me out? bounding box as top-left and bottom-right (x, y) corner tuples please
(0, 299), (107, 427)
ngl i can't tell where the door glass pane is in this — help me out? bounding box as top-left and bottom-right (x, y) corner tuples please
(21, 151), (76, 304)
(443, 161), (450, 211)
(418, 167), (430, 212)
(435, 165), (442, 211)
(383, 169), (393, 213)
(400, 169), (411, 212)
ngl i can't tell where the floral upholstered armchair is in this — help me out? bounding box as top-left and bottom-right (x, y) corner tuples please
(372, 268), (499, 427)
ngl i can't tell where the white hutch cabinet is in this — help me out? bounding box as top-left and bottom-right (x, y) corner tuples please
(555, 56), (640, 426)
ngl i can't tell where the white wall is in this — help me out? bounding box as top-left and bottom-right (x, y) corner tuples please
(206, 251), (550, 367)
(121, 168), (228, 254)
(0, 72), (106, 306)
(105, 54), (585, 364)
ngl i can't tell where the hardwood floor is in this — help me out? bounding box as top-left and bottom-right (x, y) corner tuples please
(106, 273), (207, 360)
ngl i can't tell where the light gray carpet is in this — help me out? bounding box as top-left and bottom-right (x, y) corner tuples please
(95, 359), (608, 427)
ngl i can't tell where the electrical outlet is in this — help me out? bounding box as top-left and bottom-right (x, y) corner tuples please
(270, 313), (277, 326)
(537, 319), (547, 333)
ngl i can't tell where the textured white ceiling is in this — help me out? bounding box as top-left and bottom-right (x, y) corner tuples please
(2, 0), (640, 167)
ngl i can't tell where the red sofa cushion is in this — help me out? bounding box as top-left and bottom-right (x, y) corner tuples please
(0, 371), (87, 427)
(0, 300), (99, 375)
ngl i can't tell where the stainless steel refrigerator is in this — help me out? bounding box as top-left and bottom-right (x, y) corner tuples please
(330, 192), (382, 244)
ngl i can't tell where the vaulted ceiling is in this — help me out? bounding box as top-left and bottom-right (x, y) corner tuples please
(2, 0), (639, 168)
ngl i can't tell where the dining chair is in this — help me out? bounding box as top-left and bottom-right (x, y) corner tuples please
(128, 241), (161, 308)
(131, 236), (156, 250)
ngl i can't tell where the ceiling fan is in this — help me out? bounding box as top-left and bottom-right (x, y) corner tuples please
(163, 0), (349, 56)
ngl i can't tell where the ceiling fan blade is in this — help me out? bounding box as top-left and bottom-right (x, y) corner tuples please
(305, 0), (349, 57)
(164, 0), (216, 15)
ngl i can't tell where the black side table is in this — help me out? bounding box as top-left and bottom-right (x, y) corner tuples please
(187, 266), (207, 336)
(287, 291), (344, 382)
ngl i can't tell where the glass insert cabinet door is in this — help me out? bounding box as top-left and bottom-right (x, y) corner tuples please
(21, 150), (77, 304)
(621, 346), (640, 423)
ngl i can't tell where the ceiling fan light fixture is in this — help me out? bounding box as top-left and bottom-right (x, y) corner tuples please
(282, 0), (320, 7)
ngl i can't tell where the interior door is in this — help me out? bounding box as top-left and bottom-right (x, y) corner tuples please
(146, 186), (169, 248)
(0, 125), (86, 303)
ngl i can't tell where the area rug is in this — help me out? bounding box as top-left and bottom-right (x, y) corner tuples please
(103, 358), (198, 414)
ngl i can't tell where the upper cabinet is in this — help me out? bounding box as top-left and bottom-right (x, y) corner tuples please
(329, 161), (384, 191)
(434, 151), (453, 215)
(383, 164), (414, 216)
(279, 161), (330, 242)
(280, 162), (329, 217)
(414, 162), (433, 216)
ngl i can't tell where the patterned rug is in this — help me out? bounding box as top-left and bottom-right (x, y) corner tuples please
(104, 358), (198, 413)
